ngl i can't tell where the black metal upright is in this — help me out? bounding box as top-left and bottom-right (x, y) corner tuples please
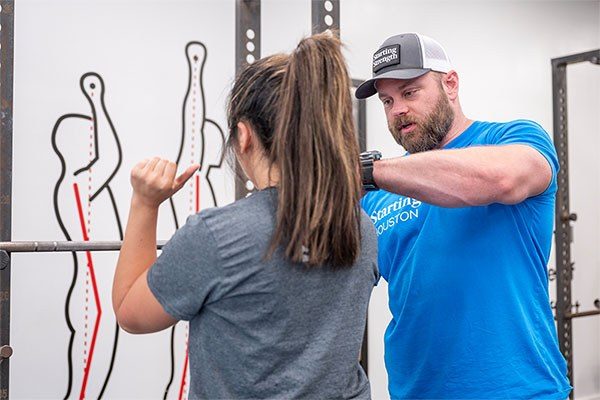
(234, 0), (261, 200)
(0, 1), (15, 398)
(311, 0), (339, 34)
(551, 49), (600, 399)
(351, 77), (368, 376)
(351, 80), (367, 153)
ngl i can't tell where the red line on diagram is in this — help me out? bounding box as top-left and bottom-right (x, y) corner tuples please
(73, 183), (103, 400)
(178, 349), (190, 400)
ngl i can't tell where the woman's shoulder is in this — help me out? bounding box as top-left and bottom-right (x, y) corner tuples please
(196, 189), (277, 247)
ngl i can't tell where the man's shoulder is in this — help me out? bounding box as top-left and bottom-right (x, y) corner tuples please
(471, 119), (549, 145)
(478, 119), (546, 133)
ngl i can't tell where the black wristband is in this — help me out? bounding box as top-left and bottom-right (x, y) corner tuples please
(360, 150), (382, 191)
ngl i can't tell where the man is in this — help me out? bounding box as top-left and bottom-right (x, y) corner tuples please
(357, 33), (571, 399)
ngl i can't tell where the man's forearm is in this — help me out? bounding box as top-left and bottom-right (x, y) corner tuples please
(372, 145), (549, 207)
(112, 196), (159, 313)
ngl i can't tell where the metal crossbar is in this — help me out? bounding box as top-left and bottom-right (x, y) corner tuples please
(0, 240), (167, 253)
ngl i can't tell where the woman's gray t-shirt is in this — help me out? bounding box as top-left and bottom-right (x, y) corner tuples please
(148, 188), (379, 399)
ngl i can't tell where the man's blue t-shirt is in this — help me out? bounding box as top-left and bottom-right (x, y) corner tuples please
(362, 120), (572, 399)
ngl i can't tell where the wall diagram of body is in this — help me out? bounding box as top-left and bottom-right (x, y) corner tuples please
(50, 41), (226, 399)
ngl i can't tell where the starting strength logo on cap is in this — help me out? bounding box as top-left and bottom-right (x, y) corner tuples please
(372, 44), (400, 73)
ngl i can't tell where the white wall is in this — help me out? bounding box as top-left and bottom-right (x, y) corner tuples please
(11, 1), (235, 398)
(341, 1), (600, 399)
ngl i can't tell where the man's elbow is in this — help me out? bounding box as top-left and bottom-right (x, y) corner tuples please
(495, 176), (530, 205)
(462, 175), (527, 206)
(496, 162), (551, 205)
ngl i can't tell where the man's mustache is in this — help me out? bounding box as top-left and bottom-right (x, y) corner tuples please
(392, 116), (418, 131)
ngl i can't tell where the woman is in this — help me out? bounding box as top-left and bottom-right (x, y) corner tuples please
(112, 32), (378, 399)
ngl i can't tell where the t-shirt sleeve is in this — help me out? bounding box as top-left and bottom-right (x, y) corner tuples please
(487, 120), (559, 195)
(147, 213), (222, 321)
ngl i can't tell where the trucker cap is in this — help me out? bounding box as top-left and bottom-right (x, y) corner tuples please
(355, 33), (452, 99)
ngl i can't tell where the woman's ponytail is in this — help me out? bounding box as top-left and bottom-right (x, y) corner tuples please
(269, 32), (361, 268)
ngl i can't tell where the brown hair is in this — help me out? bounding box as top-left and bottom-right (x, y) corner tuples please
(226, 32), (361, 268)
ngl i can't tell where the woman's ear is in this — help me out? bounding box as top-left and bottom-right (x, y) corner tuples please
(236, 121), (253, 154)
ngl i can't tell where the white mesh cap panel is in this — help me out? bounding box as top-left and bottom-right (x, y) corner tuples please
(418, 34), (452, 72)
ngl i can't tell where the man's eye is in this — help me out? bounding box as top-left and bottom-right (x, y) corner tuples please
(382, 99), (392, 106)
(404, 90), (416, 98)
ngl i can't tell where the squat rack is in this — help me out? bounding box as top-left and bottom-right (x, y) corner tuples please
(0, 1), (15, 398)
(0, 1), (367, 397)
(551, 48), (600, 399)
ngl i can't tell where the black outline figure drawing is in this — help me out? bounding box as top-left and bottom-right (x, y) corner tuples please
(163, 41), (226, 400)
(51, 72), (123, 400)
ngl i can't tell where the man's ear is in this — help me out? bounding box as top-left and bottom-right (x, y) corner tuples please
(236, 121), (253, 154)
(442, 70), (459, 101)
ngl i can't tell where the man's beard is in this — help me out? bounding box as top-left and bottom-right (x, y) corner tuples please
(389, 92), (455, 153)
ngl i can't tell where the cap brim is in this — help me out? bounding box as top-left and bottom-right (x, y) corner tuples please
(354, 68), (431, 99)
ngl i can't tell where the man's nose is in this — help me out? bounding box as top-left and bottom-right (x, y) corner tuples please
(391, 100), (409, 116)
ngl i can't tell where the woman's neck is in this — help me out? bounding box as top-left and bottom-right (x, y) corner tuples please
(251, 163), (280, 190)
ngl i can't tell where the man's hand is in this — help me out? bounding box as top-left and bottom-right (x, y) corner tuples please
(130, 157), (200, 208)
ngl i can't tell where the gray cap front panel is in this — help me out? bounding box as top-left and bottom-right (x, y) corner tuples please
(374, 33), (423, 77)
